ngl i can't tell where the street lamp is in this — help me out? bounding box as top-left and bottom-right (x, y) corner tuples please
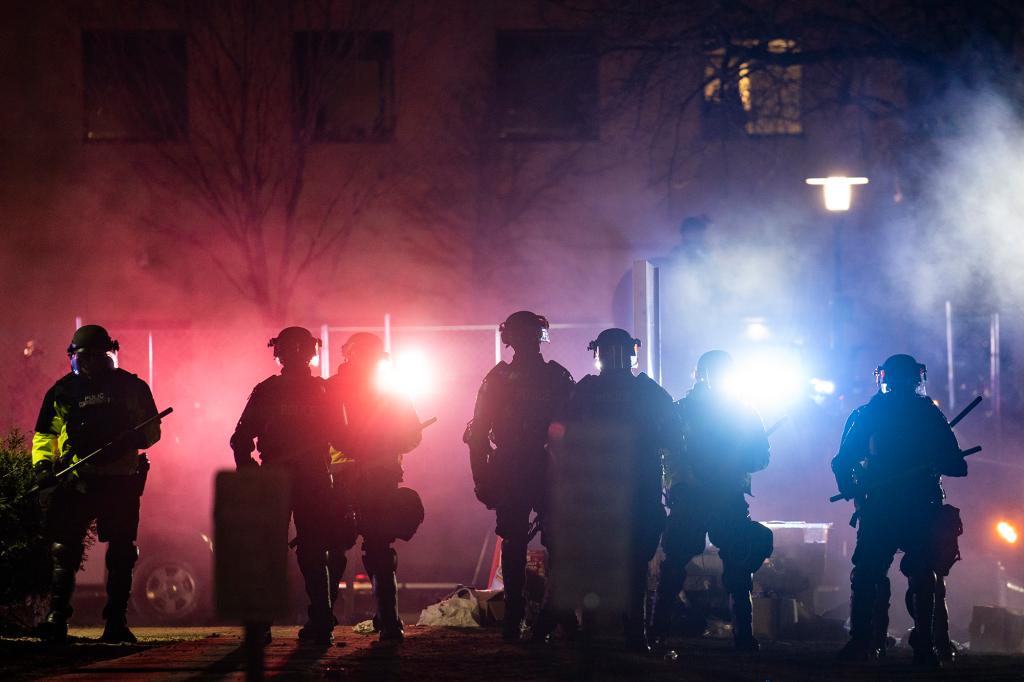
(805, 176), (869, 353)
(805, 176), (869, 212)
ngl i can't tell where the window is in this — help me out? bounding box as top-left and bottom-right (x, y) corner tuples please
(496, 31), (599, 141)
(293, 31), (395, 143)
(82, 31), (188, 142)
(704, 39), (801, 136)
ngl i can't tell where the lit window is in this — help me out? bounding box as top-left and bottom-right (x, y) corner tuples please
(704, 39), (801, 136)
(496, 31), (599, 141)
(293, 31), (395, 143)
(82, 31), (188, 142)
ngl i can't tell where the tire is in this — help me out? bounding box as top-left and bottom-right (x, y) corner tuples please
(131, 554), (208, 625)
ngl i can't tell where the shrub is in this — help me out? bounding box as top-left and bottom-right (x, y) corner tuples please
(0, 429), (52, 632)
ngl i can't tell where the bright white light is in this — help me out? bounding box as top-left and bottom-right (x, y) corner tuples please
(806, 176), (869, 212)
(810, 378), (836, 395)
(726, 349), (805, 407)
(997, 521), (1018, 544)
(310, 353), (320, 368)
(376, 350), (431, 397)
(745, 320), (770, 342)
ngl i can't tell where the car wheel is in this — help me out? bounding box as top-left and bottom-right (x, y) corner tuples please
(132, 556), (205, 625)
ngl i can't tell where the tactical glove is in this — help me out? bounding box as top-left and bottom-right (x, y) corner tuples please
(235, 456), (260, 471)
(33, 462), (57, 490)
(939, 452), (968, 478)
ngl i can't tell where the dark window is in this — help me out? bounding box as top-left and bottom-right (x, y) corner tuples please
(82, 31), (188, 142)
(293, 31), (395, 143)
(703, 39), (801, 136)
(496, 31), (599, 141)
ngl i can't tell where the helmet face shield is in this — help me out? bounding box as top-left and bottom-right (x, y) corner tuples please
(875, 354), (927, 395)
(70, 349), (116, 376)
(594, 345), (638, 370)
(67, 325), (118, 376)
(499, 311), (550, 349)
(696, 350), (735, 393)
(270, 327), (320, 368)
(588, 328), (640, 372)
(341, 332), (386, 367)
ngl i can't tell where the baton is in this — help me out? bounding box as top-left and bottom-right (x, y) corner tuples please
(766, 416), (788, 437)
(29, 407), (173, 494)
(419, 417), (438, 431)
(948, 396), (983, 429)
(829, 445), (982, 503)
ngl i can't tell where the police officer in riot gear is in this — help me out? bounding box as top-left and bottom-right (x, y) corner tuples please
(463, 311), (574, 641)
(552, 328), (675, 651)
(326, 332), (423, 642)
(652, 350), (772, 651)
(33, 325), (161, 643)
(832, 354), (967, 667)
(231, 327), (339, 644)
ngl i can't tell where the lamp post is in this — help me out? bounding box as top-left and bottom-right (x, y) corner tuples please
(806, 176), (868, 350)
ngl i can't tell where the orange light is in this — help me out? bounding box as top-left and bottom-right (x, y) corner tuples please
(997, 521), (1018, 544)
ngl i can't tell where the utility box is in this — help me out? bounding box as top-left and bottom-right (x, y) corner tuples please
(214, 469), (291, 622)
(969, 605), (1024, 653)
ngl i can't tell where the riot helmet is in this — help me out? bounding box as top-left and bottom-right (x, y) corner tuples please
(67, 324), (119, 376)
(269, 326), (320, 369)
(874, 354), (926, 394)
(588, 328), (640, 372)
(341, 332), (387, 368)
(695, 350), (735, 393)
(499, 311), (550, 351)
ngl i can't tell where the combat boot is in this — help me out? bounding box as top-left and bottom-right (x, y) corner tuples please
(100, 541), (139, 644)
(933, 578), (955, 663)
(870, 577), (891, 658)
(373, 572), (404, 642)
(624, 621), (652, 655)
(649, 596), (675, 645)
(297, 612), (336, 645)
(624, 578), (653, 655)
(37, 612), (69, 644)
(908, 588), (940, 669)
(837, 637), (875, 662)
(38, 541), (81, 644)
(500, 536), (527, 642)
(99, 616), (138, 644)
(502, 597), (524, 641)
(731, 591), (759, 651)
(840, 576), (878, 661)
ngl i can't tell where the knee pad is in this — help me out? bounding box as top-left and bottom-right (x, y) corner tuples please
(746, 522), (774, 570)
(850, 566), (883, 591)
(106, 542), (139, 572)
(723, 522), (773, 575)
(899, 552), (937, 584)
(722, 568), (754, 595)
(296, 542), (326, 572)
(327, 549), (348, 575)
(501, 536), (528, 559)
(52, 541), (84, 570)
(363, 547), (398, 576)
(905, 569), (936, 596)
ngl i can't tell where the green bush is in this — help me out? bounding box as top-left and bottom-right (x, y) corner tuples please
(0, 429), (52, 632)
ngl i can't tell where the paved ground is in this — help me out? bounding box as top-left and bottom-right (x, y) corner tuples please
(3, 625), (1024, 680)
